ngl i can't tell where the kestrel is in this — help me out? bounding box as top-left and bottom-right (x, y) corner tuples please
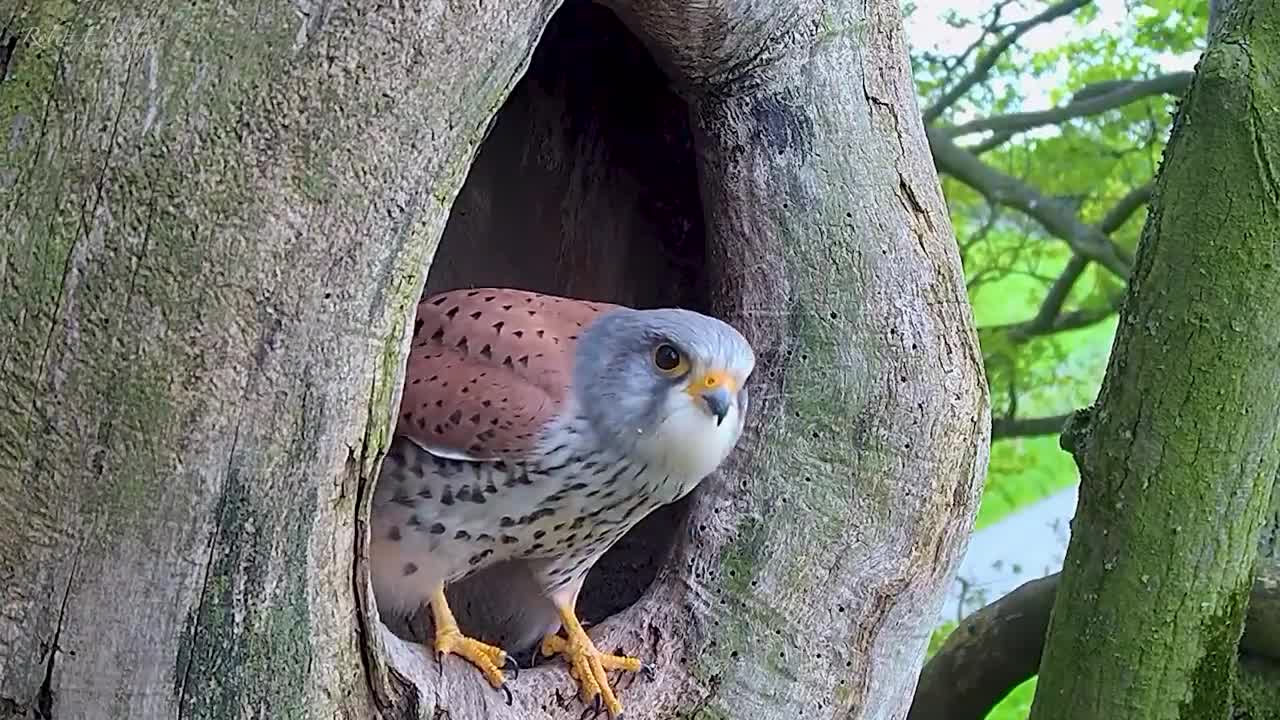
(370, 287), (754, 717)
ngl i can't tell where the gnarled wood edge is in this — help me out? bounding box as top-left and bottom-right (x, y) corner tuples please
(361, 0), (990, 719)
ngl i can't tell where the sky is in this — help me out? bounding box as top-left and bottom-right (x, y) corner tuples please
(903, 0), (1202, 113)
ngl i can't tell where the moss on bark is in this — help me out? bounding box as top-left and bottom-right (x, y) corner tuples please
(671, 5), (989, 712)
(1029, 1), (1280, 718)
(0, 1), (555, 717)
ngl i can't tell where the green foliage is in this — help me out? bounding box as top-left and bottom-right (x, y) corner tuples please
(977, 437), (1075, 529)
(906, 0), (1209, 527)
(907, 4), (1231, 717)
(925, 619), (958, 657)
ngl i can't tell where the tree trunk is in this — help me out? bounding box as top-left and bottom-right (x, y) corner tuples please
(0, 1), (563, 717)
(1029, 1), (1280, 718)
(906, 569), (1280, 720)
(0, 1), (988, 719)
(1257, 474), (1280, 573)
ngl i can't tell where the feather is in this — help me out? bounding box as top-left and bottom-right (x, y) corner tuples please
(397, 287), (618, 460)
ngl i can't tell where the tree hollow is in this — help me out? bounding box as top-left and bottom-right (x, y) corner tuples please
(410, 0), (706, 649)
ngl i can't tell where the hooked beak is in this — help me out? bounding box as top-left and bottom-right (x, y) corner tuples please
(702, 387), (732, 426)
(686, 370), (737, 426)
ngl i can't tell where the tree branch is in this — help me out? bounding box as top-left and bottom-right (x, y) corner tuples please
(907, 574), (1057, 720)
(1047, 304), (1119, 332)
(1098, 182), (1154, 234)
(990, 274), (1126, 352)
(922, 0), (1093, 124)
(906, 567), (1280, 720)
(991, 413), (1072, 439)
(1024, 183), (1150, 325)
(931, 1), (1011, 93)
(975, 183), (1148, 346)
(976, 182), (1154, 444)
(967, 130), (1014, 155)
(928, 129), (1133, 278)
(944, 73), (1193, 138)
(1026, 255), (1090, 334)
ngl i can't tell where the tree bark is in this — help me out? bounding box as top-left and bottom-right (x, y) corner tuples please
(0, 1), (988, 719)
(0, 1), (560, 717)
(907, 569), (1280, 720)
(1257, 479), (1280, 604)
(1028, 1), (1280, 718)
(908, 574), (1058, 720)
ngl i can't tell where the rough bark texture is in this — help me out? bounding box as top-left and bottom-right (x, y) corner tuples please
(0, 1), (988, 719)
(1257, 478), (1280, 574)
(1234, 657), (1280, 720)
(0, 1), (559, 717)
(1029, 1), (1280, 718)
(906, 570), (1280, 720)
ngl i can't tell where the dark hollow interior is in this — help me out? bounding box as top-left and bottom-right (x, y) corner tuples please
(420, 1), (706, 641)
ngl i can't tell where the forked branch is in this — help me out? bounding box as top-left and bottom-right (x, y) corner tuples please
(922, 0), (1093, 124)
(928, 130), (1133, 278)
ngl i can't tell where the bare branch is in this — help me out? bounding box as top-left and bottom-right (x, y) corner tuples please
(1048, 304), (1119, 332)
(992, 256), (1118, 340)
(928, 129), (1133, 278)
(973, 183), (1148, 344)
(906, 567), (1280, 720)
(922, 0), (1093, 124)
(906, 574), (1057, 720)
(1098, 182), (1154, 233)
(1069, 78), (1139, 103)
(991, 413), (1072, 439)
(976, 196), (1136, 443)
(931, 1), (1010, 91)
(1027, 254), (1090, 332)
(945, 73), (1193, 138)
(967, 130), (1014, 155)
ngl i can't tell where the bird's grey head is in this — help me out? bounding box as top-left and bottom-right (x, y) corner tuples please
(570, 307), (755, 481)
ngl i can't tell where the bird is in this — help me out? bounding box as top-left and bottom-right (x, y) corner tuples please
(369, 287), (755, 718)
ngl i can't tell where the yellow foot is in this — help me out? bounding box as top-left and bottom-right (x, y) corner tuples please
(428, 585), (518, 705)
(541, 612), (654, 718)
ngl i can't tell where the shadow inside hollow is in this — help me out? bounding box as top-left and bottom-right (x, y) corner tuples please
(403, 0), (709, 657)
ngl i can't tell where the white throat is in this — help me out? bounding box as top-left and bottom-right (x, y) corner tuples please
(630, 397), (744, 496)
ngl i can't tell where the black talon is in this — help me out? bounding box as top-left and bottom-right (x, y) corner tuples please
(500, 684), (513, 706)
(640, 662), (657, 682)
(503, 655), (520, 680)
(578, 694), (604, 720)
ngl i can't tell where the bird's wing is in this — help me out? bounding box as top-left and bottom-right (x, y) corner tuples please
(397, 287), (618, 462)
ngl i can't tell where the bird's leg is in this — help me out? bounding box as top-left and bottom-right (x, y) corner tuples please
(427, 583), (516, 699)
(540, 600), (645, 718)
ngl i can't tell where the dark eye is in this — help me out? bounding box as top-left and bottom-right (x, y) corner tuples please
(653, 343), (683, 372)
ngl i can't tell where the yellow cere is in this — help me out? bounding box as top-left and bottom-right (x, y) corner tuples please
(687, 369), (737, 395)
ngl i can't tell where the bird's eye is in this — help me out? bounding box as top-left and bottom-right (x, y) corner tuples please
(653, 343), (685, 373)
